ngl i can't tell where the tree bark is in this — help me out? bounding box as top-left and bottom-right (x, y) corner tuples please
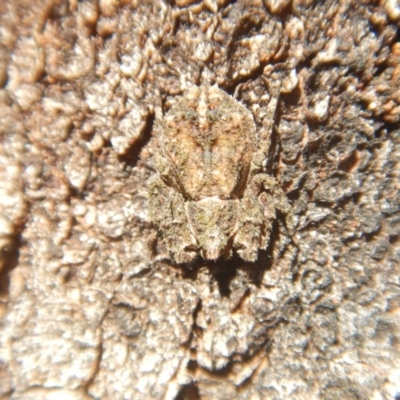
(0, 0), (399, 399)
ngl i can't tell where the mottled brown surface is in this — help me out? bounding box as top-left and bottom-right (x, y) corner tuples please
(0, 0), (399, 399)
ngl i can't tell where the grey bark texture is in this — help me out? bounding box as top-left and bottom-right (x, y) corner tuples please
(0, 0), (400, 399)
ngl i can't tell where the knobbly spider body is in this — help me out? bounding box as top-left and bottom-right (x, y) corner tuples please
(149, 85), (293, 263)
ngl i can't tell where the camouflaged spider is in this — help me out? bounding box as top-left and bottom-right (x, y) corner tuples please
(149, 84), (293, 263)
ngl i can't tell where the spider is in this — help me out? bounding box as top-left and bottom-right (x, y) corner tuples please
(149, 84), (293, 263)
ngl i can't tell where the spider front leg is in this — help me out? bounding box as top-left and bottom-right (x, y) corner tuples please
(248, 78), (282, 175)
(233, 173), (293, 262)
(148, 177), (198, 263)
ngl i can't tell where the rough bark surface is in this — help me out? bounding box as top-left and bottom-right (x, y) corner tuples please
(0, 0), (399, 399)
